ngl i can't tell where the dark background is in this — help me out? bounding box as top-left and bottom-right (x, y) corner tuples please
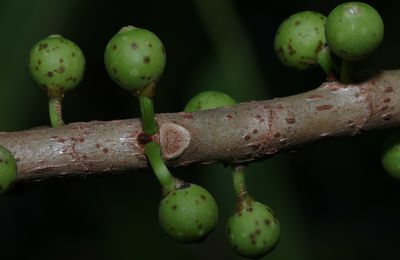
(0, 0), (399, 259)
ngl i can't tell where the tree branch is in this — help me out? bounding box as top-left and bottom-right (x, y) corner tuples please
(2, 70), (400, 184)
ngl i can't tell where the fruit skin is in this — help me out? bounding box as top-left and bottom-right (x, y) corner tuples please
(104, 26), (166, 93)
(382, 131), (400, 179)
(158, 181), (219, 243)
(0, 145), (17, 195)
(226, 199), (280, 258)
(274, 11), (327, 70)
(28, 34), (85, 97)
(325, 2), (384, 61)
(184, 91), (237, 112)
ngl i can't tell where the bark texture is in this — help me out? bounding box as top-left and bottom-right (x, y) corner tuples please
(1, 70), (400, 183)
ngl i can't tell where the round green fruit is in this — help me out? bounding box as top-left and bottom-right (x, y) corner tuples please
(382, 131), (400, 179)
(325, 2), (384, 60)
(274, 11), (327, 70)
(28, 34), (85, 97)
(184, 91), (237, 112)
(226, 200), (280, 258)
(104, 26), (166, 93)
(158, 182), (219, 243)
(0, 145), (17, 195)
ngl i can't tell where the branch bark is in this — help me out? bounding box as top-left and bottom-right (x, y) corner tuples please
(2, 70), (400, 183)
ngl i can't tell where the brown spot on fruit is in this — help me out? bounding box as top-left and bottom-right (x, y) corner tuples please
(71, 52), (76, 57)
(200, 195), (206, 200)
(38, 43), (48, 51)
(58, 66), (65, 73)
(384, 98), (391, 103)
(244, 135), (251, 141)
(143, 56), (150, 64)
(103, 148), (109, 153)
(148, 43), (152, 47)
(131, 42), (138, 49)
(295, 20), (301, 26)
(47, 71), (53, 77)
(172, 205), (177, 210)
(112, 45), (117, 50)
(95, 144), (100, 149)
(315, 40), (323, 54)
(252, 129), (258, 134)
(226, 114), (232, 119)
(37, 60), (42, 65)
(59, 58), (64, 63)
(288, 44), (296, 55)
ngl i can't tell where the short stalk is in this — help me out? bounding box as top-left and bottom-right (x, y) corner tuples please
(340, 59), (354, 84)
(48, 96), (65, 128)
(144, 141), (176, 193)
(317, 47), (340, 75)
(138, 95), (158, 135)
(232, 165), (248, 198)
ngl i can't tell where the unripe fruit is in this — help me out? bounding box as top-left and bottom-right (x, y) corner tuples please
(226, 199), (280, 258)
(382, 131), (400, 179)
(104, 26), (166, 93)
(158, 181), (219, 243)
(28, 34), (85, 97)
(184, 91), (237, 112)
(325, 2), (384, 61)
(0, 145), (17, 195)
(274, 11), (327, 70)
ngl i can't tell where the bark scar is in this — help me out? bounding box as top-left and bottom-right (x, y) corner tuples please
(160, 123), (191, 160)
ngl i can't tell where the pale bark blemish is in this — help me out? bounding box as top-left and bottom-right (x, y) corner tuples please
(160, 123), (191, 160)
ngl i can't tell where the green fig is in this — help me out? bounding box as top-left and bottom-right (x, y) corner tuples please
(158, 181), (219, 243)
(0, 145), (17, 195)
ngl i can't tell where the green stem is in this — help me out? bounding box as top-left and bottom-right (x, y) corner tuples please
(317, 47), (340, 75)
(138, 95), (158, 135)
(232, 165), (248, 198)
(340, 59), (354, 84)
(48, 96), (65, 128)
(144, 141), (176, 193)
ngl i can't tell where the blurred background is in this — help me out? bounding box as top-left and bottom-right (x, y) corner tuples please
(0, 0), (399, 259)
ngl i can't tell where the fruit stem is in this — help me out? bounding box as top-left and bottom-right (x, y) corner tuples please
(138, 95), (158, 136)
(144, 141), (176, 193)
(48, 96), (65, 128)
(340, 59), (354, 84)
(317, 47), (340, 75)
(232, 165), (248, 198)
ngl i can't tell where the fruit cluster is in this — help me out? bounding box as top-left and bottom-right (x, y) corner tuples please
(22, 25), (281, 258)
(274, 2), (384, 83)
(0, 2), (391, 259)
